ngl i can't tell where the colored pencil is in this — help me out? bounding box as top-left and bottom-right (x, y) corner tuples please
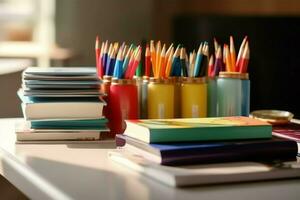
(239, 42), (250, 73)
(214, 46), (223, 75)
(113, 47), (124, 78)
(158, 44), (166, 78)
(165, 47), (174, 77)
(230, 36), (236, 70)
(194, 43), (203, 77)
(199, 42), (209, 77)
(208, 55), (214, 77)
(180, 47), (188, 77)
(150, 41), (156, 76)
(236, 36), (248, 72)
(145, 45), (151, 77)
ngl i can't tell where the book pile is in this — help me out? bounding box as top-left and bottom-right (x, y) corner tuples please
(16, 67), (108, 143)
(110, 116), (300, 187)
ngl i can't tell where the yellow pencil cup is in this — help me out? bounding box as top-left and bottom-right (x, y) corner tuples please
(148, 78), (174, 119)
(170, 77), (182, 118)
(181, 77), (207, 118)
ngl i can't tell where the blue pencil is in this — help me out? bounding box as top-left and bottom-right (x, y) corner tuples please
(171, 45), (181, 76)
(194, 43), (203, 77)
(122, 44), (133, 75)
(113, 48), (124, 78)
(102, 41), (109, 75)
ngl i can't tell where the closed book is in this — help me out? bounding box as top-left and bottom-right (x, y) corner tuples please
(16, 131), (101, 141)
(15, 121), (106, 141)
(30, 118), (108, 129)
(272, 122), (300, 142)
(109, 150), (300, 187)
(116, 135), (298, 165)
(18, 90), (105, 120)
(124, 117), (272, 143)
(24, 67), (98, 76)
(272, 121), (300, 156)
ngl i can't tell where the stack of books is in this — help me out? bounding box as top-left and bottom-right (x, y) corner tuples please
(16, 67), (108, 143)
(110, 116), (300, 187)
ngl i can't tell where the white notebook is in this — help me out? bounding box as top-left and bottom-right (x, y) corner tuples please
(109, 150), (300, 187)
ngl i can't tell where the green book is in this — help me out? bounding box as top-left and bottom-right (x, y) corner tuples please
(31, 118), (108, 129)
(124, 116), (272, 143)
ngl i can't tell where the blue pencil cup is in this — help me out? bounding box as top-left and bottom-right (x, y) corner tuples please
(208, 77), (217, 117)
(241, 74), (250, 116)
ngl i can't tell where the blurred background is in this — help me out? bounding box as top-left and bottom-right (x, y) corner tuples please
(0, 0), (300, 116)
(0, 1), (300, 198)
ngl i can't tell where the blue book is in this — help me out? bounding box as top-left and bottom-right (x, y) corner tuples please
(18, 90), (105, 120)
(116, 135), (298, 166)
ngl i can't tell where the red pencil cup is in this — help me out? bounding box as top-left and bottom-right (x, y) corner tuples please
(107, 78), (138, 136)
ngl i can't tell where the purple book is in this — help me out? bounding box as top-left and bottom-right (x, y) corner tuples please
(116, 134), (297, 166)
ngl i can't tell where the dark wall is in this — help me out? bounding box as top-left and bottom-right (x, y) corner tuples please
(173, 15), (300, 117)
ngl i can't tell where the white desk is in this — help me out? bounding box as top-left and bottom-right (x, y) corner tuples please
(0, 118), (300, 200)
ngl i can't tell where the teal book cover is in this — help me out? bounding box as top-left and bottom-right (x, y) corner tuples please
(124, 116), (272, 143)
(31, 118), (108, 129)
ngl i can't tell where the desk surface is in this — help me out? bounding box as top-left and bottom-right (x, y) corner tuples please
(0, 118), (300, 200)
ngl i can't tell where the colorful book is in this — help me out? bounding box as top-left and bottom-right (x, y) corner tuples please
(116, 135), (297, 165)
(109, 150), (300, 187)
(124, 117), (272, 143)
(18, 90), (106, 120)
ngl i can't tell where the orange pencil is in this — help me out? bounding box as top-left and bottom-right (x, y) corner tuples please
(230, 36), (236, 71)
(159, 44), (166, 77)
(155, 41), (161, 77)
(225, 44), (233, 72)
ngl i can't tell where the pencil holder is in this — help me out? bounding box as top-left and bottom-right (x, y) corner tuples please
(141, 76), (149, 119)
(134, 76), (143, 118)
(241, 73), (250, 116)
(207, 77), (217, 117)
(170, 77), (182, 118)
(108, 78), (138, 135)
(101, 75), (112, 121)
(217, 72), (242, 117)
(148, 78), (174, 119)
(181, 77), (207, 118)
